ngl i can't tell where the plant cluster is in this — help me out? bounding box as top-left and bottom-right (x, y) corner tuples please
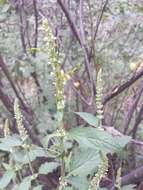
(0, 0), (143, 190)
(0, 19), (131, 189)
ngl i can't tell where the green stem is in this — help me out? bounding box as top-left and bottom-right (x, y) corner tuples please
(18, 170), (22, 182)
(26, 148), (34, 175)
(60, 136), (65, 178)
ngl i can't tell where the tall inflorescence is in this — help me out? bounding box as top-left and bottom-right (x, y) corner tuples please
(14, 99), (36, 177)
(115, 166), (121, 190)
(4, 119), (10, 137)
(42, 19), (68, 113)
(14, 99), (28, 142)
(89, 153), (108, 190)
(42, 19), (71, 139)
(42, 19), (68, 187)
(96, 68), (104, 126)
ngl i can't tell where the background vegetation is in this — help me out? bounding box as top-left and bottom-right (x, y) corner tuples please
(0, 0), (143, 189)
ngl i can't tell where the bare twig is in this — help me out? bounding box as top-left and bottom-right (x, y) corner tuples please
(123, 83), (143, 134)
(0, 87), (13, 113)
(130, 104), (143, 139)
(103, 125), (143, 146)
(121, 165), (143, 185)
(0, 54), (30, 113)
(32, 0), (38, 57)
(93, 0), (108, 41)
(18, 0), (27, 53)
(89, 0), (109, 61)
(57, 0), (82, 45)
(79, 0), (86, 46)
(103, 68), (143, 105)
(57, 0), (92, 80)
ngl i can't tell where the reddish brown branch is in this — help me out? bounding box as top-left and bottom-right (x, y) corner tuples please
(18, 0), (27, 53)
(0, 87), (13, 113)
(57, 0), (92, 81)
(103, 69), (143, 105)
(123, 83), (143, 134)
(32, 0), (38, 57)
(131, 104), (143, 139)
(89, 0), (109, 61)
(57, 0), (82, 45)
(0, 54), (30, 113)
(121, 165), (143, 185)
(93, 0), (108, 41)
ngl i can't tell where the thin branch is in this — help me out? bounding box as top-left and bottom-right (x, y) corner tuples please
(57, 0), (93, 81)
(0, 87), (13, 113)
(78, 0), (95, 96)
(32, 0), (38, 57)
(103, 125), (143, 146)
(93, 0), (108, 41)
(123, 83), (143, 134)
(121, 165), (143, 185)
(131, 103), (143, 139)
(79, 0), (86, 46)
(0, 54), (30, 113)
(89, 0), (109, 60)
(18, 0), (27, 53)
(57, 0), (82, 45)
(103, 68), (143, 105)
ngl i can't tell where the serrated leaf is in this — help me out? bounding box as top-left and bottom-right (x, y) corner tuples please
(75, 112), (97, 127)
(0, 170), (15, 189)
(68, 127), (130, 153)
(114, 135), (131, 148)
(31, 146), (47, 158)
(39, 162), (60, 174)
(68, 149), (100, 177)
(0, 135), (22, 151)
(66, 176), (89, 190)
(121, 184), (136, 190)
(33, 185), (43, 190)
(13, 145), (47, 164)
(18, 176), (31, 190)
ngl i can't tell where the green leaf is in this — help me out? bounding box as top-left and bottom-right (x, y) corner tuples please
(42, 133), (59, 147)
(33, 185), (43, 190)
(30, 146), (47, 158)
(68, 127), (130, 153)
(67, 149), (100, 177)
(121, 184), (136, 190)
(114, 136), (131, 148)
(2, 163), (12, 170)
(13, 183), (42, 190)
(13, 145), (47, 164)
(75, 112), (97, 127)
(18, 176), (31, 190)
(0, 170), (15, 189)
(39, 162), (60, 174)
(62, 187), (74, 190)
(66, 176), (89, 190)
(0, 135), (22, 151)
